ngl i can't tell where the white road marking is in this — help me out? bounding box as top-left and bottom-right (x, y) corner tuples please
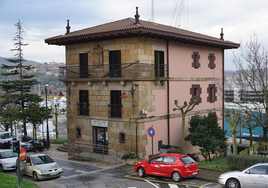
(168, 184), (178, 188)
(145, 180), (160, 188)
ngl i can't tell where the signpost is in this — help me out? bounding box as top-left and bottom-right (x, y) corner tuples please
(148, 126), (155, 156)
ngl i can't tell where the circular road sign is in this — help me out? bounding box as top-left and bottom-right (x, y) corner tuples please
(148, 127), (155, 137)
(20, 148), (26, 161)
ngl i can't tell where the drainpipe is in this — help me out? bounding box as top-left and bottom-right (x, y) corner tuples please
(135, 119), (138, 157)
(222, 48), (225, 130)
(166, 40), (170, 145)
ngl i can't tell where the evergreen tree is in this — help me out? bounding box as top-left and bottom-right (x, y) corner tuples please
(0, 20), (42, 135)
(185, 114), (228, 162)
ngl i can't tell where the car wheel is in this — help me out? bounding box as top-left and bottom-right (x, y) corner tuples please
(172, 171), (181, 182)
(226, 178), (240, 188)
(137, 167), (145, 177)
(0, 164), (4, 173)
(33, 172), (39, 181)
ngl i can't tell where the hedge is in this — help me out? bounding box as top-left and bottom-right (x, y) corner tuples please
(227, 154), (268, 170)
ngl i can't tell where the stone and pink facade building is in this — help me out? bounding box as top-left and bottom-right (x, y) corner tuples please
(45, 8), (239, 159)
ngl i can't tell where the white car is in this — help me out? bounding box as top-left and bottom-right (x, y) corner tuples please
(0, 149), (18, 172)
(22, 153), (63, 181)
(218, 163), (268, 188)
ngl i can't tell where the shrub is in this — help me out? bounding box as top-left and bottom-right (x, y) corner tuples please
(227, 154), (268, 170)
(121, 152), (137, 160)
(34, 145), (45, 152)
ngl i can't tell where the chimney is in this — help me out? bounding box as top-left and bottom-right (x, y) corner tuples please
(134, 7), (140, 24)
(220, 28), (224, 40)
(65, 19), (71, 35)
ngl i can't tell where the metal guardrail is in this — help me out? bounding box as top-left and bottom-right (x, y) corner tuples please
(68, 141), (123, 164)
(59, 63), (168, 79)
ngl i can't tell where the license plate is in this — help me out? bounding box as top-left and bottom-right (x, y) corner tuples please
(192, 172), (197, 175)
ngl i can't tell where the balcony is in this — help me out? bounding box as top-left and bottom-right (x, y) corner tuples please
(59, 62), (169, 80)
(77, 103), (90, 116)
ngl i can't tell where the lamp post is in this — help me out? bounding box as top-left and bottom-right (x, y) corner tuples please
(45, 84), (50, 148)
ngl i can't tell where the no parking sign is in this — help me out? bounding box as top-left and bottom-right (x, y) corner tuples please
(148, 126), (155, 156)
(148, 127), (155, 137)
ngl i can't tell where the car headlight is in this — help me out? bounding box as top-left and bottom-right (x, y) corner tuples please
(41, 169), (49, 173)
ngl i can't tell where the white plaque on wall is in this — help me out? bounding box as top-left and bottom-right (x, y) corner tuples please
(91, 120), (108, 127)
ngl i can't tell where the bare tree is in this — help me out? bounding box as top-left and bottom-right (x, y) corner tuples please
(173, 97), (199, 154)
(226, 34), (268, 142)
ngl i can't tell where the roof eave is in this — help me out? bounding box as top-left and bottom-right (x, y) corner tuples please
(45, 28), (240, 49)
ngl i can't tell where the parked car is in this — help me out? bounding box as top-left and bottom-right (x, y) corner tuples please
(134, 153), (199, 182)
(0, 149), (18, 172)
(0, 131), (13, 149)
(218, 163), (268, 188)
(22, 153), (63, 181)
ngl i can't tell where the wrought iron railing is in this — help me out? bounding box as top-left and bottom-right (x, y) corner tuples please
(77, 103), (90, 116)
(59, 62), (168, 79)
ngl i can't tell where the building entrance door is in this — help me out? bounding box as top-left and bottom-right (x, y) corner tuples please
(93, 127), (108, 154)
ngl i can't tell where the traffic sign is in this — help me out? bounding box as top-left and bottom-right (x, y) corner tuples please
(148, 127), (155, 137)
(20, 148), (26, 161)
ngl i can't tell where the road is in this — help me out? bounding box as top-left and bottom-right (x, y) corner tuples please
(4, 155), (225, 188)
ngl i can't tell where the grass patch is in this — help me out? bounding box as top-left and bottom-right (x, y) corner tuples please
(0, 173), (38, 188)
(197, 156), (229, 171)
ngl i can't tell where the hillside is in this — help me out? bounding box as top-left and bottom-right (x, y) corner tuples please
(0, 56), (40, 66)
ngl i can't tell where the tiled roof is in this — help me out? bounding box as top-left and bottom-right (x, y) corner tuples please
(45, 17), (239, 49)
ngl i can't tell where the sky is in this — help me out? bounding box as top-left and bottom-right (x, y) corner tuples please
(1, 0), (268, 71)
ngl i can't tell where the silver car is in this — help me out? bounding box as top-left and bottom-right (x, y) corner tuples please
(218, 163), (268, 188)
(22, 153), (63, 181)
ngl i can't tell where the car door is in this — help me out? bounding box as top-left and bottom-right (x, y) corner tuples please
(147, 156), (164, 176)
(242, 165), (267, 188)
(162, 156), (176, 177)
(23, 156), (33, 177)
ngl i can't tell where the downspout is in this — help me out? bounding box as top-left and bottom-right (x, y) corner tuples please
(220, 28), (225, 131)
(166, 40), (170, 145)
(222, 48), (225, 130)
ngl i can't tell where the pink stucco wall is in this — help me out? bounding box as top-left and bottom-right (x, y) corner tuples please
(144, 41), (224, 158)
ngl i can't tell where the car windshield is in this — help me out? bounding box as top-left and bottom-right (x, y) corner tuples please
(0, 133), (13, 139)
(31, 155), (54, 165)
(0, 151), (18, 158)
(180, 156), (196, 164)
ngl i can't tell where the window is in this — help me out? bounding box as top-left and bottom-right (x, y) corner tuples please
(155, 51), (165, 77)
(109, 50), (121, 77)
(78, 90), (89, 115)
(208, 112), (217, 118)
(110, 90), (122, 118)
(119, 132), (125, 143)
(192, 52), (200, 69)
(150, 156), (164, 163)
(79, 53), (89, 78)
(163, 156), (175, 163)
(248, 165), (268, 174)
(190, 84), (201, 104)
(208, 53), (216, 69)
(76, 127), (81, 138)
(207, 84), (217, 103)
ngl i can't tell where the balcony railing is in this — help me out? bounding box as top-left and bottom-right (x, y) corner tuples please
(59, 62), (168, 79)
(77, 103), (89, 116)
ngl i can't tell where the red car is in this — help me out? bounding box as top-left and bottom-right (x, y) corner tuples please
(134, 153), (199, 182)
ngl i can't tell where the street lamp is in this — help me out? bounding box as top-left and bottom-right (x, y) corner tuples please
(45, 84), (50, 148)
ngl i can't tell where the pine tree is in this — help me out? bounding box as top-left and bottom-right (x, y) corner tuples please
(0, 20), (42, 135)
